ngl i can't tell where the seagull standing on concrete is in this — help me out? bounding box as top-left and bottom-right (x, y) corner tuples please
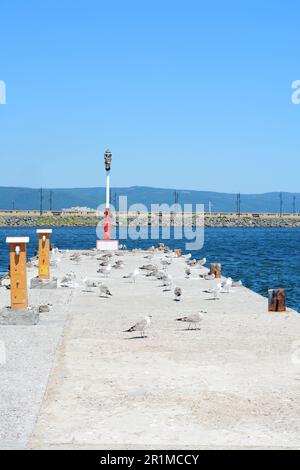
(221, 277), (233, 293)
(174, 287), (182, 301)
(99, 284), (113, 298)
(176, 311), (206, 330)
(123, 268), (139, 283)
(204, 273), (215, 280)
(98, 265), (112, 277)
(232, 280), (243, 287)
(161, 274), (173, 291)
(112, 260), (124, 269)
(185, 267), (191, 278)
(211, 283), (222, 300)
(161, 258), (172, 270)
(124, 315), (152, 338)
(196, 257), (207, 267)
(61, 272), (76, 284)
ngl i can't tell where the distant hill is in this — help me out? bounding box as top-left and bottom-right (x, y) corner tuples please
(0, 186), (298, 213)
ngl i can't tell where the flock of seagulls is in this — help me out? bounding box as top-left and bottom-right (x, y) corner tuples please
(53, 246), (242, 339)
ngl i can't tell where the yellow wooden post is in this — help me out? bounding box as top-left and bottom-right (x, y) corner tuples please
(37, 229), (52, 280)
(6, 237), (29, 310)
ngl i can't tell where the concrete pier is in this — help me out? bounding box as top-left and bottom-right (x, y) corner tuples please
(1, 248), (300, 449)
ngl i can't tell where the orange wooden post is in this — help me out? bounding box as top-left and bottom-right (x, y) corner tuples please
(210, 263), (222, 279)
(6, 237), (29, 310)
(37, 229), (52, 280)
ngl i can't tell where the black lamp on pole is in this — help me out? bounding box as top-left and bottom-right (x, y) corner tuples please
(104, 149), (112, 172)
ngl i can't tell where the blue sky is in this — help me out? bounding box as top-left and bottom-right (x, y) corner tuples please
(0, 0), (299, 193)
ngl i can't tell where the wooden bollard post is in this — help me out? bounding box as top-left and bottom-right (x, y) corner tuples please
(6, 237), (29, 310)
(37, 229), (52, 280)
(268, 289), (286, 312)
(210, 263), (222, 279)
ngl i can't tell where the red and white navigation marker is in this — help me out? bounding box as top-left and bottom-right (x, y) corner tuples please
(97, 149), (119, 251)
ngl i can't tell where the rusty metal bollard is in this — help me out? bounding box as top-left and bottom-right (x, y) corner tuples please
(268, 289), (286, 312)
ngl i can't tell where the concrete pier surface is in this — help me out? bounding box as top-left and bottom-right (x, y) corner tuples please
(1, 248), (300, 449)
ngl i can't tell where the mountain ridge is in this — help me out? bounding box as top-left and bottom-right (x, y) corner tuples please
(0, 186), (298, 213)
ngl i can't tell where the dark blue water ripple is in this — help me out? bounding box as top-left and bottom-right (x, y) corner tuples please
(0, 227), (299, 312)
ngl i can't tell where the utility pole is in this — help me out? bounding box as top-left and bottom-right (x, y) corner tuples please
(174, 190), (179, 205)
(279, 192), (283, 217)
(40, 188), (43, 216)
(208, 200), (212, 215)
(236, 193), (241, 217)
(293, 195), (296, 215)
(49, 190), (53, 211)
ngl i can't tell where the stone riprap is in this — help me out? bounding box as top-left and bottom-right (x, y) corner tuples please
(1, 213), (300, 227)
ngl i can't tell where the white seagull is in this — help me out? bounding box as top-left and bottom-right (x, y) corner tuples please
(211, 283), (222, 300)
(98, 265), (112, 277)
(124, 315), (152, 338)
(99, 284), (113, 298)
(221, 277), (233, 293)
(174, 287), (182, 301)
(123, 268), (140, 283)
(176, 311), (207, 330)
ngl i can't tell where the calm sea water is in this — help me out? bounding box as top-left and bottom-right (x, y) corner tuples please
(1, 227), (299, 312)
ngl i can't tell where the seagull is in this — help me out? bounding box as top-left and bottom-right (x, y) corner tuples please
(139, 264), (158, 272)
(196, 257), (207, 267)
(144, 254), (154, 261)
(221, 277), (233, 293)
(124, 315), (152, 338)
(145, 268), (159, 278)
(176, 311), (206, 330)
(161, 274), (172, 291)
(187, 259), (197, 266)
(123, 268), (139, 283)
(155, 270), (167, 281)
(161, 274), (172, 286)
(97, 265), (112, 277)
(60, 272), (77, 288)
(161, 259), (172, 269)
(232, 280), (243, 287)
(211, 283), (222, 300)
(61, 272), (76, 284)
(99, 284), (113, 298)
(204, 273), (215, 280)
(83, 277), (98, 291)
(185, 267), (191, 278)
(112, 260), (124, 269)
(174, 287), (182, 301)
(70, 253), (81, 263)
(99, 260), (110, 267)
